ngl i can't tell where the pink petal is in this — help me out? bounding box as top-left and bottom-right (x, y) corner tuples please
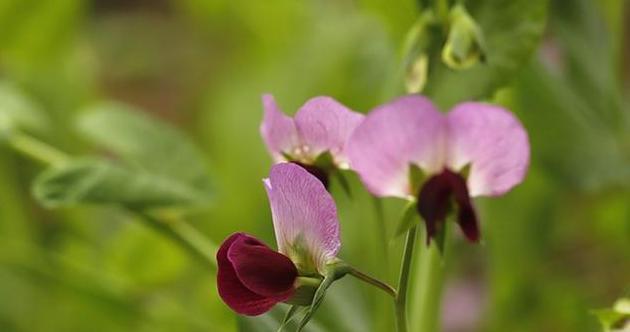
(446, 102), (530, 197)
(294, 96), (364, 166)
(260, 94), (299, 161)
(263, 163), (340, 272)
(346, 95), (447, 197)
(217, 233), (295, 316)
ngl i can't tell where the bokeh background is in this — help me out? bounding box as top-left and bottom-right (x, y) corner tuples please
(0, 0), (629, 331)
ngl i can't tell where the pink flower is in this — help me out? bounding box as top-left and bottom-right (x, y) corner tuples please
(347, 95), (529, 243)
(260, 94), (364, 186)
(217, 163), (341, 315)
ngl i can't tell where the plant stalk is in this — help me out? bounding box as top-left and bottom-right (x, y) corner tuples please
(6, 132), (68, 166)
(347, 266), (397, 298)
(395, 226), (418, 332)
(410, 229), (447, 332)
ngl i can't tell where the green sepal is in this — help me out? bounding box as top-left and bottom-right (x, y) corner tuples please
(295, 261), (351, 332)
(276, 305), (306, 332)
(313, 151), (335, 170)
(281, 151), (295, 161)
(284, 276), (322, 306)
(459, 163), (472, 180)
(395, 200), (419, 237)
(408, 163), (427, 195)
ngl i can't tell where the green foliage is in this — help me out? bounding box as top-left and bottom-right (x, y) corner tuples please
(0, 81), (48, 135)
(33, 158), (209, 209)
(424, 0), (548, 108)
(77, 102), (213, 194)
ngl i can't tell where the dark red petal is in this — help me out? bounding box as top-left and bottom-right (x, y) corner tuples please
(417, 172), (452, 244)
(217, 233), (294, 316)
(445, 170), (480, 242)
(228, 234), (297, 298)
(417, 169), (480, 244)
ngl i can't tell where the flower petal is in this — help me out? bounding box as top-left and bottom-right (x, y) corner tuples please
(294, 96), (364, 166)
(228, 233), (297, 298)
(264, 163), (340, 272)
(260, 94), (299, 161)
(417, 170), (479, 244)
(217, 233), (284, 316)
(347, 95), (447, 197)
(446, 102), (530, 197)
(445, 170), (479, 242)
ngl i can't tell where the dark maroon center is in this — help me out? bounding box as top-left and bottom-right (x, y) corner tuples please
(416, 168), (480, 244)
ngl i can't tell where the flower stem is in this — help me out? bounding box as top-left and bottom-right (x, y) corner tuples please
(395, 226), (418, 332)
(6, 132), (69, 166)
(410, 229), (447, 332)
(347, 266), (397, 298)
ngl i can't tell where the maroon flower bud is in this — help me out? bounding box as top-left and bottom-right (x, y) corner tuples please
(217, 232), (298, 316)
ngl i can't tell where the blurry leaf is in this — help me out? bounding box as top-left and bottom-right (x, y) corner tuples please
(0, 81), (48, 135)
(515, 61), (630, 190)
(594, 298), (630, 332)
(77, 102), (213, 195)
(33, 158), (210, 209)
(104, 220), (187, 287)
(425, 0), (548, 108)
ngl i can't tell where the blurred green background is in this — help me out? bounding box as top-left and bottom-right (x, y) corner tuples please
(0, 0), (628, 331)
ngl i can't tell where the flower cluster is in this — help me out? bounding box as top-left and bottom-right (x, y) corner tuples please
(217, 93), (530, 323)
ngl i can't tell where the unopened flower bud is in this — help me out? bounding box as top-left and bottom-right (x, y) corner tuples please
(441, 5), (486, 70)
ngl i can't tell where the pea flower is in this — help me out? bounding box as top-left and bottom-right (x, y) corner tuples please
(217, 162), (341, 316)
(260, 94), (364, 187)
(347, 95), (529, 243)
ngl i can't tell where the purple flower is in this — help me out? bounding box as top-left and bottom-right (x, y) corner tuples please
(347, 95), (529, 243)
(217, 163), (341, 315)
(260, 94), (364, 186)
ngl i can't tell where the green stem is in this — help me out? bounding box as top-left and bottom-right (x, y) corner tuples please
(139, 212), (217, 270)
(6, 132), (69, 166)
(395, 226), (418, 332)
(347, 266), (397, 298)
(410, 229), (447, 332)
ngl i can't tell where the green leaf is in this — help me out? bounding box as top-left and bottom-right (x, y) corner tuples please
(76, 101), (213, 195)
(0, 81), (48, 136)
(424, 0), (548, 108)
(33, 158), (210, 209)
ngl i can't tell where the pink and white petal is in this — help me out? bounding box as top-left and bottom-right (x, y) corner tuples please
(263, 163), (340, 271)
(446, 102), (530, 197)
(346, 95), (447, 198)
(260, 94), (299, 161)
(294, 96), (364, 166)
